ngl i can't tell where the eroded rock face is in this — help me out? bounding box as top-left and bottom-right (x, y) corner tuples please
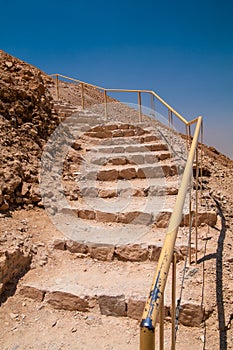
(0, 247), (31, 299)
(0, 50), (59, 211)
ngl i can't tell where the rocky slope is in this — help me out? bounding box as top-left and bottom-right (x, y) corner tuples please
(0, 50), (232, 349)
(0, 50), (60, 211)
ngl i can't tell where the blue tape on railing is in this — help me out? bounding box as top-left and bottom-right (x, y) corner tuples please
(140, 317), (155, 331)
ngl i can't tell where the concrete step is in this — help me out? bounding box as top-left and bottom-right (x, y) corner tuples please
(18, 251), (211, 327)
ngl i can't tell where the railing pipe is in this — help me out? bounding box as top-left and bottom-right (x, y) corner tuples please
(50, 73), (104, 91)
(56, 74), (59, 100)
(200, 121), (204, 205)
(81, 83), (85, 109)
(150, 91), (188, 125)
(138, 91), (142, 122)
(104, 89), (108, 119)
(50, 74), (189, 126)
(171, 253), (177, 350)
(195, 148), (199, 263)
(188, 189), (193, 266)
(159, 294), (164, 350)
(140, 116), (202, 350)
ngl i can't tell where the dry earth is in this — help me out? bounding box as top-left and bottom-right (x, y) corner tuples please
(0, 50), (232, 349)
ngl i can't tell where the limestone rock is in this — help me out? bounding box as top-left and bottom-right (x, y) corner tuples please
(119, 167), (137, 180)
(98, 295), (127, 317)
(52, 239), (66, 251)
(127, 296), (146, 320)
(44, 291), (92, 311)
(179, 304), (204, 327)
(115, 244), (149, 262)
(98, 189), (117, 198)
(66, 240), (88, 254)
(89, 245), (114, 261)
(19, 285), (45, 302)
(97, 169), (118, 181)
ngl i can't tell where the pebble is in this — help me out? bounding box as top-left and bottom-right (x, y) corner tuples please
(52, 320), (57, 327)
(200, 334), (205, 343)
(12, 346), (20, 350)
(5, 61), (13, 68)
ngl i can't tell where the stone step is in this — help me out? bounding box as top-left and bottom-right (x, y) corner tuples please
(89, 142), (169, 154)
(68, 116), (106, 126)
(88, 151), (172, 166)
(61, 197), (217, 228)
(79, 179), (179, 198)
(53, 101), (81, 109)
(85, 126), (148, 139)
(54, 106), (80, 112)
(97, 134), (161, 146)
(69, 124), (92, 132)
(50, 237), (188, 263)
(50, 206), (217, 256)
(83, 163), (179, 181)
(18, 251), (211, 327)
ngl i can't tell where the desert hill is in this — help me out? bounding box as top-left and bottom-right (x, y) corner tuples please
(0, 50), (232, 349)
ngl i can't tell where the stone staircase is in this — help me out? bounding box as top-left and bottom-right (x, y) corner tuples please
(19, 100), (218, 346)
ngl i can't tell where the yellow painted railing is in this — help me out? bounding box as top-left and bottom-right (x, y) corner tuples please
(140, 116), (202, 350)
(51, 73), (188, 125)
(51, 73), (203, 349)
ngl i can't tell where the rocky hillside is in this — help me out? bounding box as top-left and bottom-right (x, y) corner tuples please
(0, 51), (121, 212)
(0, 50), (232, 349)
(1, 50), (232, 215)
(0, 50), (61, 211)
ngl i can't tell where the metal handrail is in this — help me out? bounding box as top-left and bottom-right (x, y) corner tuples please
(50, 73), (203, 349)
(140, 116), (202, 349)
(50, 73), (189, 126)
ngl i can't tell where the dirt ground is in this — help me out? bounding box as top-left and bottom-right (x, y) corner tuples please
(0, 194), (232, 350)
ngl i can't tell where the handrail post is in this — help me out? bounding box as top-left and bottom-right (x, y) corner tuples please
(188, 189), (192, 266)
(171, 253), (176, 350)
(195, 147), (199, 264)
(168, 109), (172, 129)
(140, 117), (202, 350)
(159, 294), (165, 350)
(81, 83), (85, 109)
(200, 121), (204, 206)
(168, 109), (173, 147)
(140, 324), (155, 350)
(104, 89), (108, 120)
(56, 74), (60, 100)
(188, 125), (191, 148)
(150, 93), (156, 117)
(186, 125), (189, 150)
(138, 91), (142, 122)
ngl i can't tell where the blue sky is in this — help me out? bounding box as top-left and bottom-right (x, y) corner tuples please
(1, 0), (233, 158)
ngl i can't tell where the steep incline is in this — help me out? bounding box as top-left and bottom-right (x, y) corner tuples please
(0, 51), (232, 349)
